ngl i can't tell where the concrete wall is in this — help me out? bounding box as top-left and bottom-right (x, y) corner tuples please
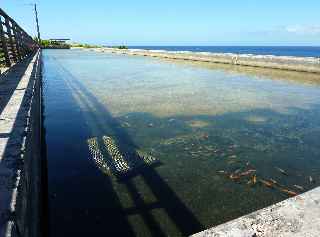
(0, 50), (43, 237)
(192, 187), (320, 237)
(15, 51), (43, 237)
(95, 48), (320, 74)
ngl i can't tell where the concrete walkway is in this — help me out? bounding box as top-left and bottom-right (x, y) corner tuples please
(0, 52), (40, 237)
(192, 187), (320, 237)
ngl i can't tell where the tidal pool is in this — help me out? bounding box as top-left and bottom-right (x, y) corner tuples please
(43, 49), (320, 236)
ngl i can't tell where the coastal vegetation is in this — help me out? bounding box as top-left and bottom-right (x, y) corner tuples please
(38, 39), (71, 49)
(113, 45), (128, 49)
(71, 43), (102, 48)
(71, 44), (128, 49)
(36, 40), (128, 50)
(37, 40), (104, 49)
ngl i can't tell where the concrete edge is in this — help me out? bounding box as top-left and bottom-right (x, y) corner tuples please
(88, 48), (320, 74)
(15, 50), (43, 237)
(191, 187), (320, 237)
(1, 50), (43, 237)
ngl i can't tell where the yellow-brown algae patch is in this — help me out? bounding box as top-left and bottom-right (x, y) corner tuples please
(245, 115), (267, 123)
(187, 120), (210, 128)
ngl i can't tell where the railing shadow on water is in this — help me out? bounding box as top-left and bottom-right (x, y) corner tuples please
(42, 61), (135, 236)
(54, 61), (204, 236)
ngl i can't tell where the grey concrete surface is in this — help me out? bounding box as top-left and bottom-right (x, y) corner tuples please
(192, 187), (320, 237)
(0, 51), (41, 237)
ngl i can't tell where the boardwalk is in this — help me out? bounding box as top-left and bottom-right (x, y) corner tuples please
(0, 51), (41, 237)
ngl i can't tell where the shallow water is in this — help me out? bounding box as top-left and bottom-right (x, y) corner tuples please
(43, 49), (320, 236)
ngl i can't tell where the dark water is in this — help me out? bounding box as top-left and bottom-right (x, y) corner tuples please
(43, 49), (320, 236)
(129, 46), (320, 58)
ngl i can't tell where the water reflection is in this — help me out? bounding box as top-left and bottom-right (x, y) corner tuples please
(44, 49), (320, 236)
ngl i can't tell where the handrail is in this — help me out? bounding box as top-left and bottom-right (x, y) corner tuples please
(0, 8), (39, 68)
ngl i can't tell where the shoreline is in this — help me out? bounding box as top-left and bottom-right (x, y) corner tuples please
(83, 47), (320, 74)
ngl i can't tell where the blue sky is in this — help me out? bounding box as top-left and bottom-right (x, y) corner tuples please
(1, 0), (319, 46)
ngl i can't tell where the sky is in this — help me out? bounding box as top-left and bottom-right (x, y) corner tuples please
(1, 0), (319, 46)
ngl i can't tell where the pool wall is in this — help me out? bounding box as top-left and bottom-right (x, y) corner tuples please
(16, 51), (43, 237)
(192, 186), (320, 237)
(4, 49), (319, 236)
(89, 48), (320, 74)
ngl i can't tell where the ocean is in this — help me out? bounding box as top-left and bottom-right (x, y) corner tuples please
(128, 46), (320, 58)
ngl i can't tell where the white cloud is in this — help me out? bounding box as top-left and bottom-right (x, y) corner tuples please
(285, 25), (320, 35)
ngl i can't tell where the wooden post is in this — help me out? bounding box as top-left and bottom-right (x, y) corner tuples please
(0, 17), (11, 66)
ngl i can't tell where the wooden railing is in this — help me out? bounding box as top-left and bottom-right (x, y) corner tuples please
(0, 8), (39, 67)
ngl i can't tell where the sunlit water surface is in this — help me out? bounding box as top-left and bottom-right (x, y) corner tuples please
(43, 49), (320, 236)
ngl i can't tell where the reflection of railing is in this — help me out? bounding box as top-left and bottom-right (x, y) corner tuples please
(0, 8), (39, 68)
